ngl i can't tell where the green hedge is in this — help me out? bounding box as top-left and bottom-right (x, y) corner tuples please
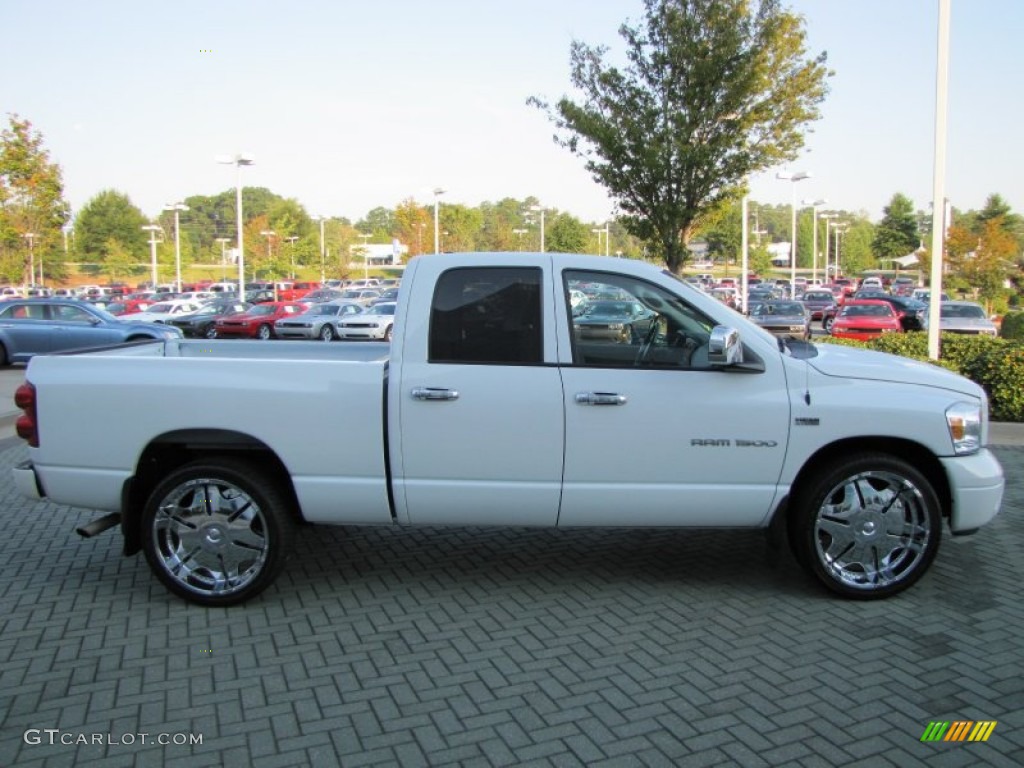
(1000, 311), (1024, 340)
(816, 332), (1023, 422)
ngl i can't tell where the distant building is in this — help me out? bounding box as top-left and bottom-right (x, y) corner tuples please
(349, 240), (408, 266)
(767, 242), (791, 267)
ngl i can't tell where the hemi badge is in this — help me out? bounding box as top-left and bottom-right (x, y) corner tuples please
(795, 417), (820, 426)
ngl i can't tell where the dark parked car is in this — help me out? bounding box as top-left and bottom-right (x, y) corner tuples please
(573, 300), (656, 343)
(800, 290), (837, 321)
(0, 298), (182, 365)
(748, 300), (811, 341)
(168, 299), (253, 338)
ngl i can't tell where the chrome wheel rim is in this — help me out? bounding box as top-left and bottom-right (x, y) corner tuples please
(814, 470), (932, 591)
(257, 325), (271, 340)
(319, 325), (333, 341)
(152, 477), (269, 597)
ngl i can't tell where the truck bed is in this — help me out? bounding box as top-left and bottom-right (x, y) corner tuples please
(27, 339), (394, 526)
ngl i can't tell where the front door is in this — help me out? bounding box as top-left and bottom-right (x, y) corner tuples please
(557, 268), (790, 528)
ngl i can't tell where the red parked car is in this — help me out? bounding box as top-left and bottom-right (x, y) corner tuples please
(829, 299), (902, 341)
(214, 301), (308, 339)
(278, 281), (322, 301)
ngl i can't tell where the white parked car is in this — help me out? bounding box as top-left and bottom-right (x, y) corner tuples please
(129, 300), (205, 324)
(336, 301), (396, 340)
(922, 300), (999, 336)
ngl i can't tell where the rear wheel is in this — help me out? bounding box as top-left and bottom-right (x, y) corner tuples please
(0, 342), (8, 367)
(140, 458), (295, 606)
(203, 324), (217, 339)
(789, 452), (940, 599)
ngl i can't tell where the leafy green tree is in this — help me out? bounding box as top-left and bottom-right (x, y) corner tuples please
(102, 238), (142, 281)
(394, 198), (431, 256)
(546, 212), (590, 253)
(0, 115), (69, 284)
(530, 0), (830, 273)
(837, 218), (875, 276)
(356, 207), (395, 240)
(872, 193), (919, 261)
(75, 190), (149, 263)
(438, 204), (483, 252)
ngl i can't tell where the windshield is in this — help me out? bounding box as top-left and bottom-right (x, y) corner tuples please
(248, 305), (276, 316)
(841, 304), (893, 317)
(754, 302), (803, 316)
(941, 304), (986, 319)
(583, 301), (637, 318)
(803, 292), (832, 302)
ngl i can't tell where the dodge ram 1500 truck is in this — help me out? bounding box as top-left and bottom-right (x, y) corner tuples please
(11, 253), (1005, 606)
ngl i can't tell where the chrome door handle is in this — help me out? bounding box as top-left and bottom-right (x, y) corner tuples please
(411, 387), (460, 401)
(575, 392), (627, 406)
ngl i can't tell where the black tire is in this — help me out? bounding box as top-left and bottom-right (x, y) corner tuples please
(319, 324), (335, 342)
(257, 324), (273, 340)
(0, 342), (8, 367)
(140, 458), (295, 606)
(383, 325), (393, 342)
(789, 452), (941, 599)
(203, 324), (217, 339)
(822, 316), (834, 333)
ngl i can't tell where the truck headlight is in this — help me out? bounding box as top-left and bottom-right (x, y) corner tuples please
(946, 402), (981, 455)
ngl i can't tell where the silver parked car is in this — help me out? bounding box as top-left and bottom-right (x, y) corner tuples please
(336, 302), (397, 341)
(274, 301), (364, 341)
(0, 298), (182, 365)
(749, 300), (812, 341)
(922, 300), (998, 336)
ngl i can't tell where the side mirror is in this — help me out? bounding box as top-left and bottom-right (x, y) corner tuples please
(708, 325), (743, 366)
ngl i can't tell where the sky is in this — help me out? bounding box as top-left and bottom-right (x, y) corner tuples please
(3, 0), (1023, 227)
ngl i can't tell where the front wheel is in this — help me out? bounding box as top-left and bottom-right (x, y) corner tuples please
(319, 324), (335, 341)
(256, 324), (273, 340)
(140, 458), (295, 606)
(203, 324), (217, 339)
(789, 452), (941, 599)
(822, 316), (834, 333)
(383, 325), (393, 342)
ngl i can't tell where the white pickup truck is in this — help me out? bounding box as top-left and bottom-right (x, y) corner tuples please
(12, 253), (1005, 605)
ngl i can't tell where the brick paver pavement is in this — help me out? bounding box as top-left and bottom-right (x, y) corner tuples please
(0, 438), (1021, 767)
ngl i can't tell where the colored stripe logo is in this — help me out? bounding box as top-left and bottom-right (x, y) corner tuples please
(921, 721), (997, 742)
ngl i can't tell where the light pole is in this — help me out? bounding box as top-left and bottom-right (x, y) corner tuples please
(358, 233), (371, 279)
(802, 198), (828, 285)
(777, 171), (810, 295)
(163, 202), (189, 293)
(313, 215), (326, 282)
(285, 235), (299, 278)
(216, 153), (255, 296)
(260, 229), (276, 295)
(215, 237), (231, 281)
(142, 225), (162, 289)
(432, 188), (445, 254)
(512, 228), (527, 251)
(529, 205), (546, 252)
(21, 233), (35, 287)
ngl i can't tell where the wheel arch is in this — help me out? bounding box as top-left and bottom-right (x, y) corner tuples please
(783, 436), (952, 524)
(120, 428), (302, 556)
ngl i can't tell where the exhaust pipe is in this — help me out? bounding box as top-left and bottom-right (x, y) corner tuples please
(76, 512), (122, 538)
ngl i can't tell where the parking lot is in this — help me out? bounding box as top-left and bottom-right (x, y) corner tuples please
(0, 423), (1020, 767)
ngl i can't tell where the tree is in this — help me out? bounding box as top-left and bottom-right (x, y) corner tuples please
(393, 198), (431, 256)
(530, 0), (830, 274)
(871, 193), (919, 261)
(546, 212), (590, 253)
(0, 115), (69, 284)
(75, 190), (149, 263)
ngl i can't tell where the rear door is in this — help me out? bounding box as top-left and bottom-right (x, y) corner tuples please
(393, 258), (565, 526)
